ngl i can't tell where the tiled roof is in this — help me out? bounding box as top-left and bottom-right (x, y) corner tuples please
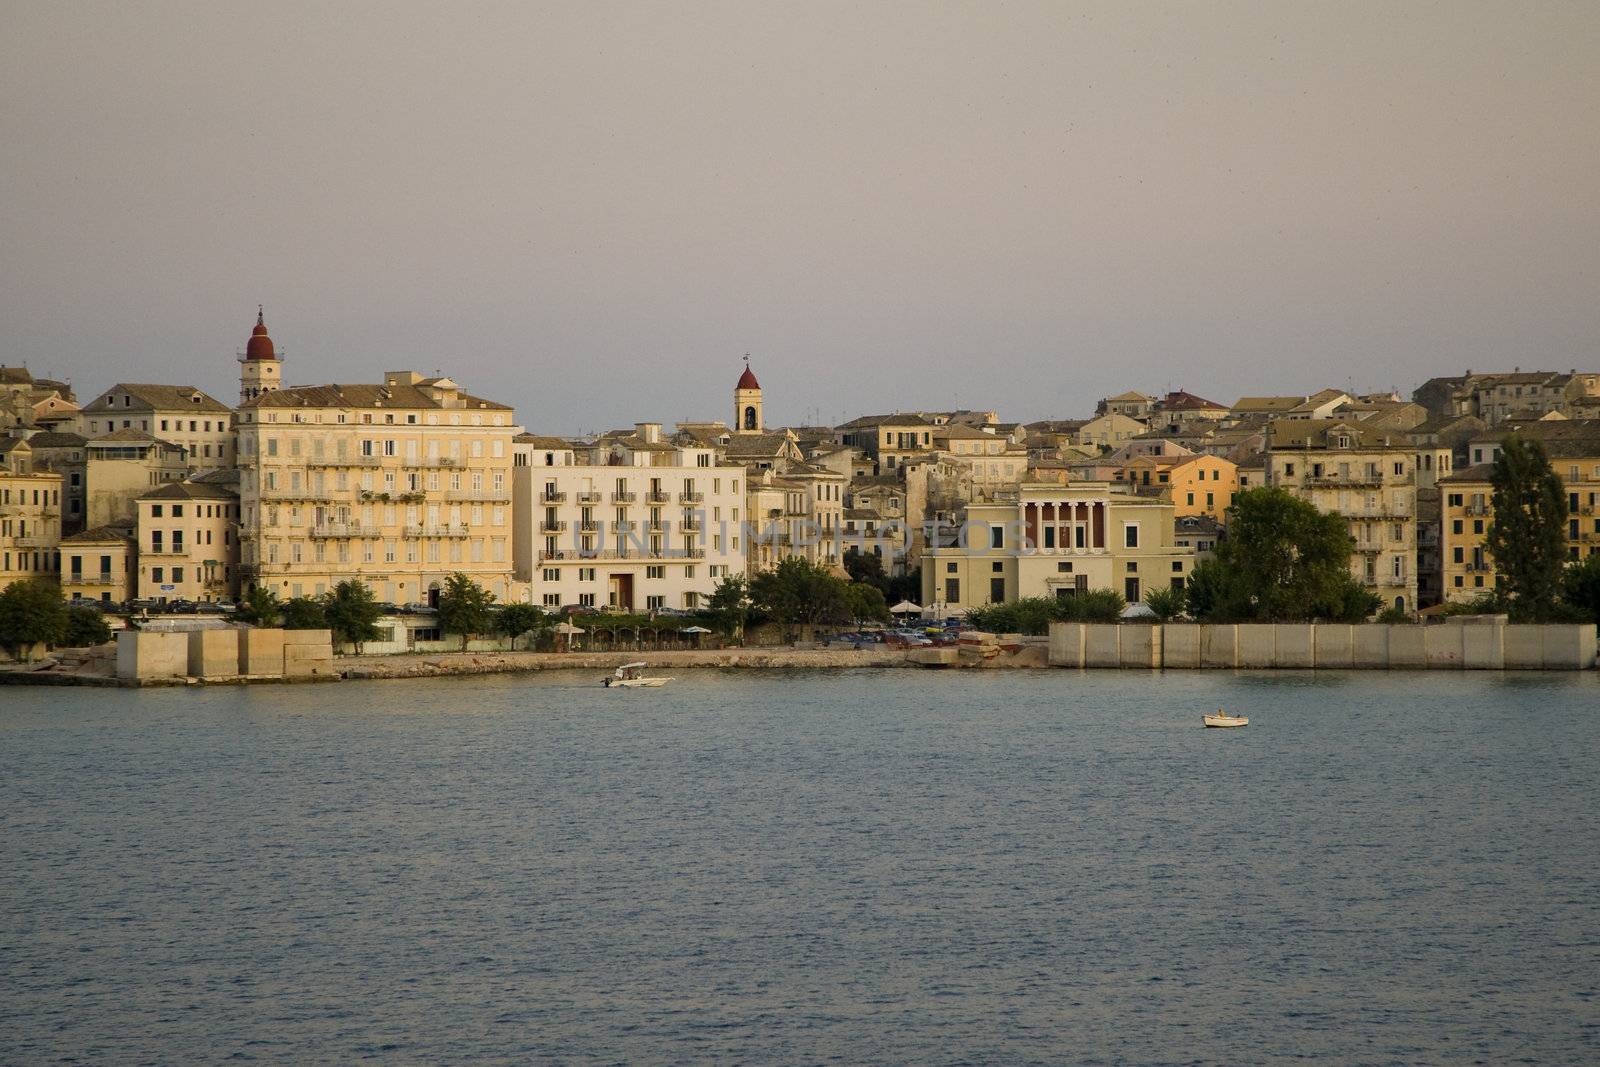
(244, 382), (511, 411)
(61, 524), (134, 544)
(87, 384), (230, 413)
(139, 480), (238, 501)
(22, 432), (87, 448)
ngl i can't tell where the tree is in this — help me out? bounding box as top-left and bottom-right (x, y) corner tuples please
(63, 605), (113, 647)
(843, 582), (889, 625)
(0, 579), (68, 655)
(704, 574), (751, 641)
(437, 572), (496, 650)
(497, 603), (549, 648)
(1486, 436), (1569, 622)
(1560, 552), (1600, 626)
(1142, 585), (1186, 621)
(843, 547), (890, 594)
(280, 596), (328, 630)
(323, 579), (383, 651)
(1186, 487), (1379, 622)
(748, 557), (849, 638)
(237, 586), (281, 627)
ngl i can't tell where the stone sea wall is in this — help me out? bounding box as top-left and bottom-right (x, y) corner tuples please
(1048, 622), (1597, 671)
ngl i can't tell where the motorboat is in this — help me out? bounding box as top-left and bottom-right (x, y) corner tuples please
(1203, 709), (1249, 728)
(603, 662), (673, 688)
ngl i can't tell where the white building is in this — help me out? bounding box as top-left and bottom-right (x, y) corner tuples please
(512, 424), (746, 612)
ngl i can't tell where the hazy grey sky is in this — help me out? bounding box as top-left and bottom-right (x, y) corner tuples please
(3, 2), (1596, 432)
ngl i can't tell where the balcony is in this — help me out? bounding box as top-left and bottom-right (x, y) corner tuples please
(579, 519), (599, 532)
(13, 535), (56, 548)
(1464, 503), (1490, 516)
(68, 572), (117, 586)
(1352, 541), (1383, 554)
(541, 490), (567, 503)
(1309, 473), (1384, 488)
(260, 487), (338, 501)
(577, 491), (602, 504)
(404, 524), (470, 538)
(540, 519), (568, 533)
(408, 456), (463, 468)
(646, 490), (671, 504)
(611, 491), (636, 503)
(143, 546), (188, 556)
(679, 491), (703, 503)
(445, 490), (507, 503)
(310, 524), (380, 539)
(308, 454), (383, 467)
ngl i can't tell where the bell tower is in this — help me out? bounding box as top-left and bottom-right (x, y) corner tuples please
(238, 306), (282, 407)
(734, 355), (763, 434)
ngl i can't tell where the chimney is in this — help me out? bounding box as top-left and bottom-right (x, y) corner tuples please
(635, 422), (661, 443)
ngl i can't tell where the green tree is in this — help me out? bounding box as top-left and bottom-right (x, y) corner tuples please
(886, 564), (923, 607)
(1560, 552), (1600, 625)
(323, 579), (383, 651)
(704, 574), (751, 642)
(63, 604), (113, 647)
(237, 586), (281, 627)
(497, 603), (549, 647)
(280, 596), (328, 630)
(0, 579), (68, 655)
(1187, 487), (1379, 622)
(843, 582), (890, 625)
(843, 547), (891, 595)
(1142, 584), (1187, 621)
(748, 557), (848, 638)
(1486, 436), (1569, 622)
(1075, 588), (1127, 623)
(437, 572), (496, 650)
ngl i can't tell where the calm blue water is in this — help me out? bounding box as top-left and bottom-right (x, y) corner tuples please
(2, 669), (1598, 1064)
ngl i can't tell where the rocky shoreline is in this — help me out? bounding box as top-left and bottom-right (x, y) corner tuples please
(336, 646), (918, 681)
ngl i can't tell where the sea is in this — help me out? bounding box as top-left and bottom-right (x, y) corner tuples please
(3, 669), (1597, 1064)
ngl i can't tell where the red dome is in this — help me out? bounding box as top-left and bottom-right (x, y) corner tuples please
(736, 365), (760, 390)
(245, 307), (276, 361)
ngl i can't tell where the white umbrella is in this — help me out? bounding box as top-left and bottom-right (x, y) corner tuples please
(890, 600), (923, 615)
(553, 621), (586, 635)
(1120, 602), (1158, 619)
(678, 625), (712, 633)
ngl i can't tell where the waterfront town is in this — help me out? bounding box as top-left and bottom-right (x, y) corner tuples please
(3, 309), (1599, 646)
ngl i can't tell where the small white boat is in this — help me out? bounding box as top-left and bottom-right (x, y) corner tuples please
(603, 662), (673, 688)
(1203, 709), (1249, 728)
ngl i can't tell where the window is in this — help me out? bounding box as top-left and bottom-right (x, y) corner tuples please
(1124, 577), (1140, 602)
(1123, 523), (1139, 548)
(989, 526), (1004, 549)
(947, 562), (958, 573)
(945, 578), (960, 602)
(989, 577), (1005, 602)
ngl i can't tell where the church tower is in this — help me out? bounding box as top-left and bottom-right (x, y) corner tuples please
(734, 357), (763, 434)
(238, 306), (282, 407)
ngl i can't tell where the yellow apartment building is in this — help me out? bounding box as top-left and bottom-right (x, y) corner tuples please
(136, 480), (242, 604)
(1265, 419), (1419, 614)
(1438, 428), (1600, 602)
(60, 525), (136, 606)
(236, 370), (519, 606)
(79, 383), (235, 470)
(0, 459), (63, 592)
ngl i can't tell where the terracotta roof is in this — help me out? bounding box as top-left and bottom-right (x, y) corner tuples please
(1159, 390), (1227, 411)
(86, 384), (230, 413)
(514, 433), (572, 448)
(61, 524), (134, 544)
(89, 428), (170, 446)
(838, 413), (934, 429)
(22, 431), (87, 448)
(243, 381), (511, 411)
(139, 480), (238, 501)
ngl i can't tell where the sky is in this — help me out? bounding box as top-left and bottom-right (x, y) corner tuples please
(2, 1), (1596, 433)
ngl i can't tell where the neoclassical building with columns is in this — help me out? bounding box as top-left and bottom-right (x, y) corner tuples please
(921, 482), (1194, 612)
